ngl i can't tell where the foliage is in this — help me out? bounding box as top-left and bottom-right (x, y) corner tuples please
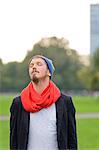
(0, 36), (84, 92)
(77, 48), (99, 90)
(0, 58), (3, 66)
(92, 47), (99, 70)
(91, 48), (99, 90)
(77, 66), (93, 90)
(91, 71), (99, 90)
(24, 37), (84, 90)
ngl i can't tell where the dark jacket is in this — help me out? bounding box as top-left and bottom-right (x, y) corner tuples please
(10, 93), (77, 150)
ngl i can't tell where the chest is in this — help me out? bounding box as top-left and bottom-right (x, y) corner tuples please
(27, 103), (58, 150)
(29, 103), (57, 132)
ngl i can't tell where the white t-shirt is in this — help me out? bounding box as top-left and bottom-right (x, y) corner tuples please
(27, 103), (58, 150)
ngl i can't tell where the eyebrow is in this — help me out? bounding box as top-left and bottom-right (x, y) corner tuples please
(30, 60), (42, 63)
(29, 60), (45, 65)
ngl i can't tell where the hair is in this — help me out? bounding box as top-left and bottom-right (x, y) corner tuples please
(28, 55), (46, 66)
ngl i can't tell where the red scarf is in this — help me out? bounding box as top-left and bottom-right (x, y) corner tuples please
(21, 81), (61, 112)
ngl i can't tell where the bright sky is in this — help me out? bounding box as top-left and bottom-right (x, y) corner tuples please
(0, 0), (99, 63)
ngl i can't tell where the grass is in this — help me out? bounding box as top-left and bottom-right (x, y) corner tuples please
(0, 94), (18, 115)
(0, 95), (99, 149)
(0, 119), (99, 150)
(0, 95), (99, 115)
(0, 121), (9, 150)
(73, 96), (99, 113)
(77, 118), (99, 150)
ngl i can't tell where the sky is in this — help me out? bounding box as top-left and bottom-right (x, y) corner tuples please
(0, 0), (99, 64)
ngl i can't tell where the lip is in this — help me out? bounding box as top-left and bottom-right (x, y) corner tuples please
(32, 71), (39, 74)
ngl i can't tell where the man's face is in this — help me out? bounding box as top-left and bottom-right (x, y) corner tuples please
(29, 57), (50, 82)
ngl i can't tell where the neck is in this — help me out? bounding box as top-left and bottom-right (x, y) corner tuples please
(32, 78), (50, 94)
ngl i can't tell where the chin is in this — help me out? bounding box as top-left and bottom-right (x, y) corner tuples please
(32, 76), (39, 83)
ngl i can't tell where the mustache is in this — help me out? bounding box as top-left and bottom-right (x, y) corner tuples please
(32, 69), (39, 73)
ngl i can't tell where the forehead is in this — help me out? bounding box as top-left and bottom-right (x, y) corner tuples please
(30, 57), (46, 64)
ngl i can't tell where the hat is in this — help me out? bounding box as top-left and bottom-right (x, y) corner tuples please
(41, 56), (55, 79)
(30, 55), (55, 79)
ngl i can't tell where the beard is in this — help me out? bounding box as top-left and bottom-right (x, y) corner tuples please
(31, 74), (39, 84)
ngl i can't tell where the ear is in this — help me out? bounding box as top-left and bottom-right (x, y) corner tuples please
(47, 70), (51, 77)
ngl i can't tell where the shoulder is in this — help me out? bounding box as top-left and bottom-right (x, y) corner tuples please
(10, 96), (22, 113)
(61, 93), (71, 101)
(56, 93), (71, 106)
(60, 93), (72, 105)
(12, 96), (22, 107)
(61, 93), (76, 112)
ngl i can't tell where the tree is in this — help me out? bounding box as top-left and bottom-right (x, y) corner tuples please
(1, 36), (84, 92)
(0, 58), (3, 66)
(23, 36), (83, 90)
(77, 66), (93, 90)
(0, 58), (4, 91)
(92, 47), (99, 70)
(91, 48), (99, 90)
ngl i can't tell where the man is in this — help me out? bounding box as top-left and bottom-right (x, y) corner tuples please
(10, 55), (77, 150)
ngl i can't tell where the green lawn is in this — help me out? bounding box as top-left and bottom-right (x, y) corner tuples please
(0, 95), (99, 115)
(0, 94), (17, 115)
(73, 96), (99, 113)
(0, 119), (99, 150)
(77, 118), (99, 150)
(0, 121), (9, 150)
(0, 95), (99, 150)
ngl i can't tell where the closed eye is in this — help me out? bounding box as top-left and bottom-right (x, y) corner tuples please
(29, 63), (34, 68)
(37, 62), (43, 66)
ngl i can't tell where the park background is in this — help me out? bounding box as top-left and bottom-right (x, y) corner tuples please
(0, 36), (99, 150)
(0, 0), (99, 150)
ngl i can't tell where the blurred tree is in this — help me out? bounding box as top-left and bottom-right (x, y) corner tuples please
(23, 36), (83, 90)
(0, 58), (3, 91)
(77, 66), (93, 90)
(92, 48), (99, 70)
(1, 62), (19, 91)
(90, 48), (99, 90)
(91, 72), (99, 90)
(1, 61), (30, 92)
(78, 48), (99, 91)
(0, 58), (3, 66)
(0, 36), (84, 92)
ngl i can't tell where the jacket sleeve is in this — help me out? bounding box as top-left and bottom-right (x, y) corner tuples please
(10, 98), (18, 150)
(67, 96), (78, 150)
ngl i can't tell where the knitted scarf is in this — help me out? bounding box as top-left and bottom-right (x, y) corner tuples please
(21, 81), (61, 112)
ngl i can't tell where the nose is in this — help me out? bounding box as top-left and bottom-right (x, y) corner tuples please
(33, 63), (37, 68)
(30, 63), (37, 69)
(32, 64), (38, 72)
